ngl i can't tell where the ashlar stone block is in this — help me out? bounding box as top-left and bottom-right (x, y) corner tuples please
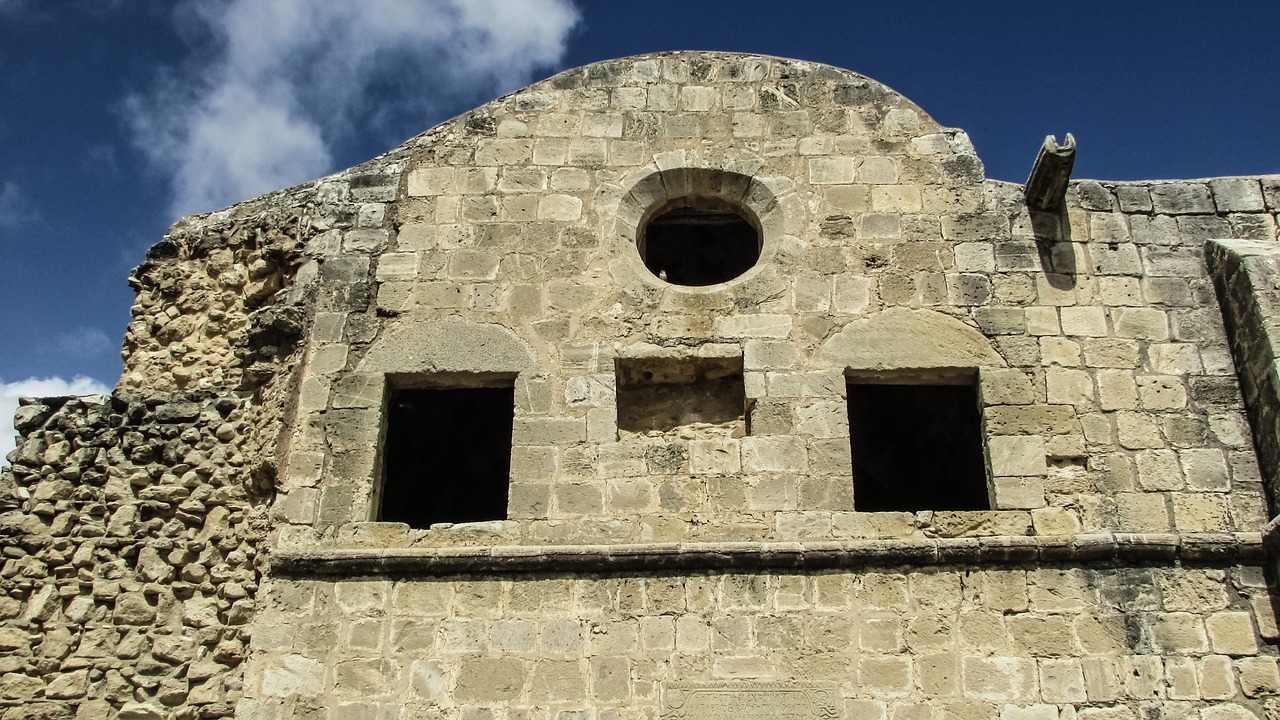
(1080, 656), (1123, 702)
(1135, 449), (1183, 491)
(1090, 241), (1142, 276)
(796, 401), (848, 438)
(1116, 185), (1153, 212)
(1040, 337), (1081, 366)
(1180, 448), (1230, 492)
(713, 314), (792, 339)
(1111, 308), (1170, 340)
(858, 656), (912, 697)
(1097, 275), (1143, 306)
(1151, 612), (1210, 654)
(374, 253), (418, 281)
(808, 157), (855, 184)
(742, 436), (808, 473)
(992, 476), (1045, 509)
(962, 656), (1036, 702)
(1198, 655), (1238, 700)
(407, 167), (454, 197)
(446, 250), (500, 280)
(1082, 338), (1140, 368)
(1210, 177), (1266, 212)
(1045, 367), (1094, 406)
(1206, 612), (1258, 656)
(538, 194), (584, 221)
(1038, 658), (1087, 703)
(1096, 369), (1138, 411)
(679, 86), (719, 111)
(1137, 375), (1188, 410)
(1173, 493), (1231, 531)
(1024, 307), (1060, 336)
(1147, 342), (1203, 375)
(1165, 656), (1200, 700)
(981, 368), (1035, 405)
(1060, 307), (1108, 337)
(1236, 656), (1280, 697)
(862, 213), (902, 240)
(871, 184), (922, 212)
(261, 654), (326, 698)
(513, 417), (586, 444)
(859, 157), (899, 184)
(1150, 182), (1214, 214)
(1113, 492), (1172, 532)
(744, 340), (799, 370)
(954, 242), (996, 272)
(455, 658), (525, 702)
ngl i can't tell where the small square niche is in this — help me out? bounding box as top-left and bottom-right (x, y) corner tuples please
(615, 356), (745, 438)
(847, 374), (990, 512)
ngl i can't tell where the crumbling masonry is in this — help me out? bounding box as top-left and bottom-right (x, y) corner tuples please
(3, 52), (1280, 720)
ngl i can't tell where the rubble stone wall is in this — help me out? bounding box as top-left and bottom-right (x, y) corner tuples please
(0, 393), (266, 720)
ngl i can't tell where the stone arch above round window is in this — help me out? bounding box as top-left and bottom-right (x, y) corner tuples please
(613, 166), (786, 289)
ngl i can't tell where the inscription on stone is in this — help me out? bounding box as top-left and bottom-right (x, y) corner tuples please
(661, 682), (839, 720)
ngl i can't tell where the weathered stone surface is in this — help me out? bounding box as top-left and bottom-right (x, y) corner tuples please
(2, 50), (1277, 720)
(819, 307), (1006, 370)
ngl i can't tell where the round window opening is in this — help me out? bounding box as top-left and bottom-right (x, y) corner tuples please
(638, 196), (762, 287)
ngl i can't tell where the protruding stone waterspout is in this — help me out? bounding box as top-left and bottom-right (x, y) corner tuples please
(1025, 132), (1076, 211)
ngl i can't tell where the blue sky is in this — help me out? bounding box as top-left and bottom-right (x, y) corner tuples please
(1, 0), (1277, 457)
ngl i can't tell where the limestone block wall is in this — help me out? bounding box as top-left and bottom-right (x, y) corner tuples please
(239, 565), (1280, 720)
(2, 50), (1280, 720)
(241, 52), (1280, 720)
(269, 53), (1279, 550)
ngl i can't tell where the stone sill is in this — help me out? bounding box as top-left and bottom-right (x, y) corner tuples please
(271, 532), (1266, 577)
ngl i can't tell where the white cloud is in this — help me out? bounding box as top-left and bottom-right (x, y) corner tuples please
(52, 327), (114, 358)
(129, 0), (580, 217)
(0, 181), (38, 229)
(1, 376), (111, 466)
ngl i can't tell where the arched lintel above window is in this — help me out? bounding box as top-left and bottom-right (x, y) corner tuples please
(357, 317), (537, 376)
(609, 165), (791, 291)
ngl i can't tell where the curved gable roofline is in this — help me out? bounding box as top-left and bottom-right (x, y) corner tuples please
(401, 50), (962, 153)
(164, 50), (979, 229)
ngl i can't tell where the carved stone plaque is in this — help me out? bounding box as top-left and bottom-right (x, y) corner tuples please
(661, 682), (839, 720)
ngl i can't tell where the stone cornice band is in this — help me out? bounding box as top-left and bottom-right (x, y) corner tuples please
(272, 532), (1266, 576)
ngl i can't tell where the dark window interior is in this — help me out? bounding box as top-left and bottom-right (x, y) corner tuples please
(380, 386), (513, 527)
(641, 202), (760, 286)
(848, 382), (990, 512)
(616, 357), (745, 435)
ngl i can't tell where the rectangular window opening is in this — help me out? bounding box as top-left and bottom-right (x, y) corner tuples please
(615, 356), (745, 438)
(847, 372), (990, 512)
(378, 380), (514, 528)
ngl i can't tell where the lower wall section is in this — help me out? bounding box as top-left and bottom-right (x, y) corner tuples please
(239, 566), (1280, 720)
(0, 393), (270, 720)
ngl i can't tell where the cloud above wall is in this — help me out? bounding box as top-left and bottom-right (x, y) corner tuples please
(127, 0), (581, 217)
(0, 376), (111, 466)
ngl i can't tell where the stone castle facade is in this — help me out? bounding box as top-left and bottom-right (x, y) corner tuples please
(3, 51), (1280, 719)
